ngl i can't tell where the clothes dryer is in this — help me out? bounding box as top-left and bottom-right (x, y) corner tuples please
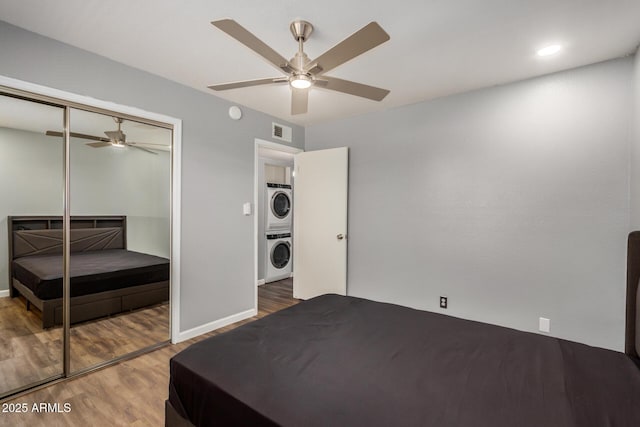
(265, 232), (292, 283)
(266, 183), (292, 231)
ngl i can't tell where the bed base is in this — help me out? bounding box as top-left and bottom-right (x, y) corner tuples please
(12, 278), (169, 329)
(165, 400), (195, 427)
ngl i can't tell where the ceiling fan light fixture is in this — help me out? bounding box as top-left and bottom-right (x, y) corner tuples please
(290, 74), (313, 89)
(111, 141), (126, 148)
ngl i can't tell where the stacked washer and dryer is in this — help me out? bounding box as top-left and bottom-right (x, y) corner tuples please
(265, 183), (293, 283)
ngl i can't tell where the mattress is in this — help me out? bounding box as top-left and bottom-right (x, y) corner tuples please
(12, 249), (169, 300)
(169, 294), (640, 427)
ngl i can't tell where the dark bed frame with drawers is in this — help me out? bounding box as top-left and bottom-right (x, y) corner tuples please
(8, 215), (169, 328)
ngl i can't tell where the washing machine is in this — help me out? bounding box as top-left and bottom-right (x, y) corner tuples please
(266, 183), (292, 231)
(265, 232), (292, 283)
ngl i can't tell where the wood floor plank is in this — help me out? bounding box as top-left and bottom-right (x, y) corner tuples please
(0, 279), (296, 426)
(0, 296), (170, 394)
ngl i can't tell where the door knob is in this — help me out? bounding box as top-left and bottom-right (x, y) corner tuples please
(337, 234), (345, 240)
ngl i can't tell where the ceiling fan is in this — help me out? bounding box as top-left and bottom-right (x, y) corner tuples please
(208, 19), (391, 115)
(45, 118), (170, 154)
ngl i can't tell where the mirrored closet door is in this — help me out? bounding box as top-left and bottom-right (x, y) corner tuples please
(1, 86), (173, 399)
(0, 94), (65, 397)
(68, 108), (171, 373)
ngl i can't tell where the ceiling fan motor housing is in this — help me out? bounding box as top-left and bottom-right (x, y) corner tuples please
(289, 20), (313, 41)
(291, 52), (311, 72)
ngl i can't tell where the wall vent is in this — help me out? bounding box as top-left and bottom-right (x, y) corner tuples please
(272, 122), (292, 143)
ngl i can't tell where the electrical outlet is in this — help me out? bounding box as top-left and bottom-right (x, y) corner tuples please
(539, 317), (550, 333)
(440, 296), (448, 309)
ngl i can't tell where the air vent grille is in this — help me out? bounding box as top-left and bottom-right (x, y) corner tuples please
(272, 122), (292, 142)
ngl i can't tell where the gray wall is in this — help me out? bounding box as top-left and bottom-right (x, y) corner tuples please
(0, 127), (170, 291)
(0, 127), (63, 291)
(0, 21), (304, 332)
(69, 133), (171, 259)
(306, 58), (633, 351)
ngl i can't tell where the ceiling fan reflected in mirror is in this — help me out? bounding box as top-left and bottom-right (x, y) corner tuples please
(45, 117), (170, 155)
(208, 19), (391, 115)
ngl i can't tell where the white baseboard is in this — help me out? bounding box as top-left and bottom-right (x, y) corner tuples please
(174, 308), (257, 343)
(257, 279), (265, 286)
(0, 290), (9, 298)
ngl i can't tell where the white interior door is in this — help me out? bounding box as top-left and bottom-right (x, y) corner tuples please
(293, 147), (348, 299)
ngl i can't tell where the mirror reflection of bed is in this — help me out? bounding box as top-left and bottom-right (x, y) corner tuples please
(9, 216), (170, 372)
(0, 95), (172, 397)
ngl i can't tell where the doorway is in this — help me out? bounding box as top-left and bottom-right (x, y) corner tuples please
(253, 139), (302, 313)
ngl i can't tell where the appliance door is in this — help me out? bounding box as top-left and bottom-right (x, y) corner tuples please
(271, 241), (291, 269)
(271, 191), (291, 219)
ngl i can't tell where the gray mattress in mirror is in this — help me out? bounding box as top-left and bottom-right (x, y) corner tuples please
(12, 249), (169, 300)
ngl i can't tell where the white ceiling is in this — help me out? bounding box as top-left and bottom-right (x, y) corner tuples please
(0, 0), (639, 126)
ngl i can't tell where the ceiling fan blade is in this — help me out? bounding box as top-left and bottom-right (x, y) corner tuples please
(127, 142), (171, 152)
(316, 76), (390, 101)
(126, 141), (169, 147)
(211, 19), (295, 74)
(46, 130), (110, 142)
(291, 88), (309, 115)
(86, 142), (112, 148)
(128, 145), (158, 155)
(208, 77), (286, 91)
(307, 22), (389, 75)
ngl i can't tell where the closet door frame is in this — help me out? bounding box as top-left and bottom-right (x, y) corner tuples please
(0, 75), (182, 398)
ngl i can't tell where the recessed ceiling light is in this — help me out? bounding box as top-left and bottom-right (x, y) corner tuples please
(537, 44), (562, 57)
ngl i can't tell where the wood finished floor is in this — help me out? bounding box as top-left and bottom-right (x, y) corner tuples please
(0, 279), (297, 426)
(0, 296), (169, 395)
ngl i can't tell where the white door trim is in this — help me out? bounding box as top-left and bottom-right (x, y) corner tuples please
(0, 75), (183, 344)
(254, 138), (303, 313)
